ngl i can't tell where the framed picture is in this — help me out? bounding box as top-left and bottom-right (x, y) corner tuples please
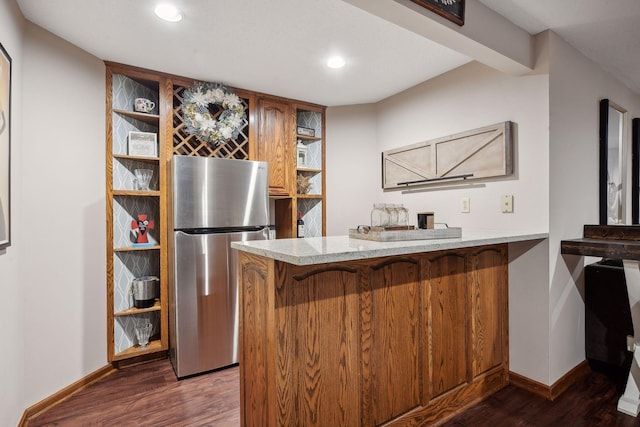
(297, 126), (315, 137)
(409, 0), (465, 26)
(599, 99), (626, 225)
(128, 131), (157, 158)
(632, 117), (639, 224)
(0, 43), (11, 249)
(296, 140), (308, 167)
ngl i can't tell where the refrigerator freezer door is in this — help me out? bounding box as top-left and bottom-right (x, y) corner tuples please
(170, 227), (268, 378)
(172, 156), (269, 229)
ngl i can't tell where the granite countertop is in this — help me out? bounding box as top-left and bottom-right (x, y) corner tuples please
(231, 230), (548, 266)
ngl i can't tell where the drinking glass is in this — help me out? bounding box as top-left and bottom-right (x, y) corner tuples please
(135, 322), (153, 347)
(134, 169), (153, 191)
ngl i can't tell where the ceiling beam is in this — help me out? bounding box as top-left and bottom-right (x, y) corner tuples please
(343, 0), (533, 75)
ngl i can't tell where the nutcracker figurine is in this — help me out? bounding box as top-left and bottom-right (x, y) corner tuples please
(131, 214), (154, 245)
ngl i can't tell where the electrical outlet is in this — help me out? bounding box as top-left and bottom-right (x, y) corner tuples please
(502, 195), (514, 213)
(461, 197), (470, 213)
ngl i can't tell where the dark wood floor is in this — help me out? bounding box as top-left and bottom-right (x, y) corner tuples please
(28, 359), (640, 426)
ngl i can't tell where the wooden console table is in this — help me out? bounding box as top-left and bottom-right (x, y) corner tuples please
(562, 225), (640, 416)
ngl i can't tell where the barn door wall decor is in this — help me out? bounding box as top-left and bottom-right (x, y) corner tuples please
(381, 121), (514, 190)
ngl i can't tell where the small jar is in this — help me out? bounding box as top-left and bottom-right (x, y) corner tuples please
(387, 204), (399, 227)
(397, 204), (409, 226)
(371, 203), (389, 227)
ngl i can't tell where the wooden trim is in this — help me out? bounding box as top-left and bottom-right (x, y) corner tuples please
(112, 351), (167, 369)
(105, 61), (327, 109)
(509, 360), (590, 401)
(105, 66), (115, 363)
(18, 364), (117, 427)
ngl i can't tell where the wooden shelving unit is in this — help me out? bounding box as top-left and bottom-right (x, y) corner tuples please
(106, 63), (169, 363)
(292, 104), (326, 237)
(104, 61), (327, 364)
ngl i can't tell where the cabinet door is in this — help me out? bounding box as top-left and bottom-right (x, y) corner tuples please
(257, 97), (292, 197)
(468, 246), (508, 377)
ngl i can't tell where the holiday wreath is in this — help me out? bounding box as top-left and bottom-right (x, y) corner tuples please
(181, 82), (246, 146)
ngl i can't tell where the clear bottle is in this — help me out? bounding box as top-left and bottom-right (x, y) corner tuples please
(371, 203), (389, 227)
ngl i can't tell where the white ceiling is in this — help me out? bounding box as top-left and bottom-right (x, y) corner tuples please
(15, 0), (640, 106)
(478, 0), (640, 95)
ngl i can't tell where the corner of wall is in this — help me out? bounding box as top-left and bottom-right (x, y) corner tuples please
(532, 31), (551, 75)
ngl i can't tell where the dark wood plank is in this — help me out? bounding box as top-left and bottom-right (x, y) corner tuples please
(27, 357), (640, 426)
(442, 370), (640, 427)
(28, 359), (239, 426)
(584, 225), (640, 240)
(561, 238), (640, 260)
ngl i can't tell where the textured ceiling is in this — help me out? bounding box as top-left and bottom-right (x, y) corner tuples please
(16, 0), (470, 107)
(16, 0), (640, 106)
(478, 0), (640, 95)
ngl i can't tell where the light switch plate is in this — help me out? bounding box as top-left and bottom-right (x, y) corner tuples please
(461, 197), (470, 213)
(502, 195), (514, 213)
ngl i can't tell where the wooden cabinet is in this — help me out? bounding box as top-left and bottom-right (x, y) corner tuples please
(256, 96), (293, 197)
(105, 64), (169, 363)
(255, 98), (326, 238)
(104, 61), (327, 363)
(238, 244), (508, 426)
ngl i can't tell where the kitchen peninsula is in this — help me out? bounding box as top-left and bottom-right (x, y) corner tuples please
(232, 231), (546, 426)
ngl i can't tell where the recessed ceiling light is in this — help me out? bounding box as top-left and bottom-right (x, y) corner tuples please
(327, 56), (346, 69)
(154, 4), (183, 22)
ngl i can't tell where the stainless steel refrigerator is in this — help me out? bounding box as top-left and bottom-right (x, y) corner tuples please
(170, 155), (269, 378)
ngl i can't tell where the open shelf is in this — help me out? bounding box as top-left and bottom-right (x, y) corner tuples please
(113, 108), (160, 125)
(114, 245), (161, 252)
(114, 300), (162, 317)
(113, 153), (160, 163)
(296, 134), (322, 142)
(296, 167), (322, 173)
(113, 190), (160, 197)
(113, 338), (163, 360)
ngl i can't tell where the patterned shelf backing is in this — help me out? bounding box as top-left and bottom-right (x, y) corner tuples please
(172, 85), (250, 159)
(297, 110), (324, 237)
(298, 199), (322, 237)
(111, 74), (163, 354)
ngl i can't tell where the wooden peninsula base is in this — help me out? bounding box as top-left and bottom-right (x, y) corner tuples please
(237, 243), (509, 426)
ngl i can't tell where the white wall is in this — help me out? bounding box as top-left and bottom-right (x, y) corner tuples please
(328, 61), (550, 235)
(327, 58), (552, 383)
(326, 29), (640, 388)
(0, 0), (24, 425)
(547, 31), (640, 384)
(325, 104), (380, 235)
(373, 61), (549, 234)
(21, 24), (106, 407)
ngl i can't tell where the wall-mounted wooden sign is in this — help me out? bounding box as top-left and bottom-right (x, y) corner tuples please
(409, 0), (465, 26)
(382, 121), (513, 189)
